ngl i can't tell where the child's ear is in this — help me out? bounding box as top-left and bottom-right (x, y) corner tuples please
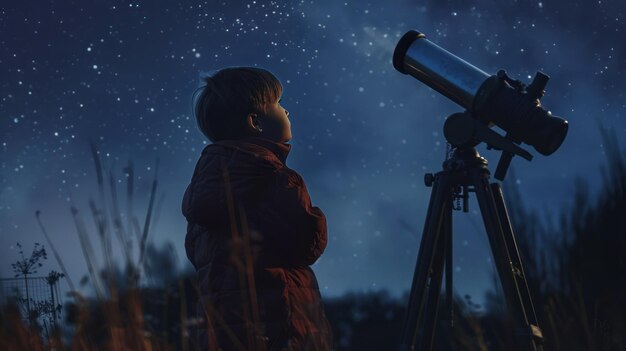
(246, 113), (263, 134)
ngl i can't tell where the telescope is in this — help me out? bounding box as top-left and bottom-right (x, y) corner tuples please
(393, 30), (568, 178)
(393, 30), (566, 351)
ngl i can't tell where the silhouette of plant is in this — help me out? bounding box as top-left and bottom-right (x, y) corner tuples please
(10, 242), (48, 320)
(11, 243), (48, 279)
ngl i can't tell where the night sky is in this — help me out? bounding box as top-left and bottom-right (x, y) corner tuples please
(2, 0), (625, 306)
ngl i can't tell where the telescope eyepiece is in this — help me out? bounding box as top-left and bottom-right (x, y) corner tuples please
(526, 71), (550, 100)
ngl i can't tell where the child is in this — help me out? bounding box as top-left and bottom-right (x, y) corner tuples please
(182, 67), (333, 350)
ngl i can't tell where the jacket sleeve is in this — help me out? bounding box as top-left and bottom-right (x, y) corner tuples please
(258, 166), (327, 266)
(181, 155), (227, 226)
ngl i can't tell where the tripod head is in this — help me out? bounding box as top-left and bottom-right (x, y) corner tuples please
(443, 111), (532, 180)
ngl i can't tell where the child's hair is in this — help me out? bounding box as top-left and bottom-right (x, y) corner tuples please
(193, 67), (283, 142)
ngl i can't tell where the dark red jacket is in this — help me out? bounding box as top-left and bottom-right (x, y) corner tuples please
(182, 137), (333, 350)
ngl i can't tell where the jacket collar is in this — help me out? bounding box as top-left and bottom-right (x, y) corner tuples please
(204, 137), (291, 165)
(243, 137), (291, 164)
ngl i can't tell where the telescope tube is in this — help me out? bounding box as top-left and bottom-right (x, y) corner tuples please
(393, 30), (490, 109)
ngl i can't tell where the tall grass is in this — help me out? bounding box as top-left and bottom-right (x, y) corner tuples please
(0, 140), (190, 351)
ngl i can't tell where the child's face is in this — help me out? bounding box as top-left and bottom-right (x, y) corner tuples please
(259, 97), (291, 143)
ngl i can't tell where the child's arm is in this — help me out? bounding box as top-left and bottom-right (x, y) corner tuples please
(258, 166), (327, 267)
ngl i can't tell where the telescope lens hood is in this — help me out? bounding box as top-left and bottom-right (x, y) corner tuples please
(393, 30), (425, 74)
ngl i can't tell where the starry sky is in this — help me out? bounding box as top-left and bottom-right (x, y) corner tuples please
(1, 0), (625, 306)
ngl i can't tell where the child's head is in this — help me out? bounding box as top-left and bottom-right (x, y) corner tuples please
(193, 66), (291, 143)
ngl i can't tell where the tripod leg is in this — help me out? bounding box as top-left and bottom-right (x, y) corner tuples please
(400, 172), (452, 351)
(445, 202), (454, 330)
(490, 183), (543, 348)
(471, 170), (542, 351)
(416, 197), (452, 351)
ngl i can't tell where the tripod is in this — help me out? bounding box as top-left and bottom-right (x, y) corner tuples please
(399, 113), (544, 351)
